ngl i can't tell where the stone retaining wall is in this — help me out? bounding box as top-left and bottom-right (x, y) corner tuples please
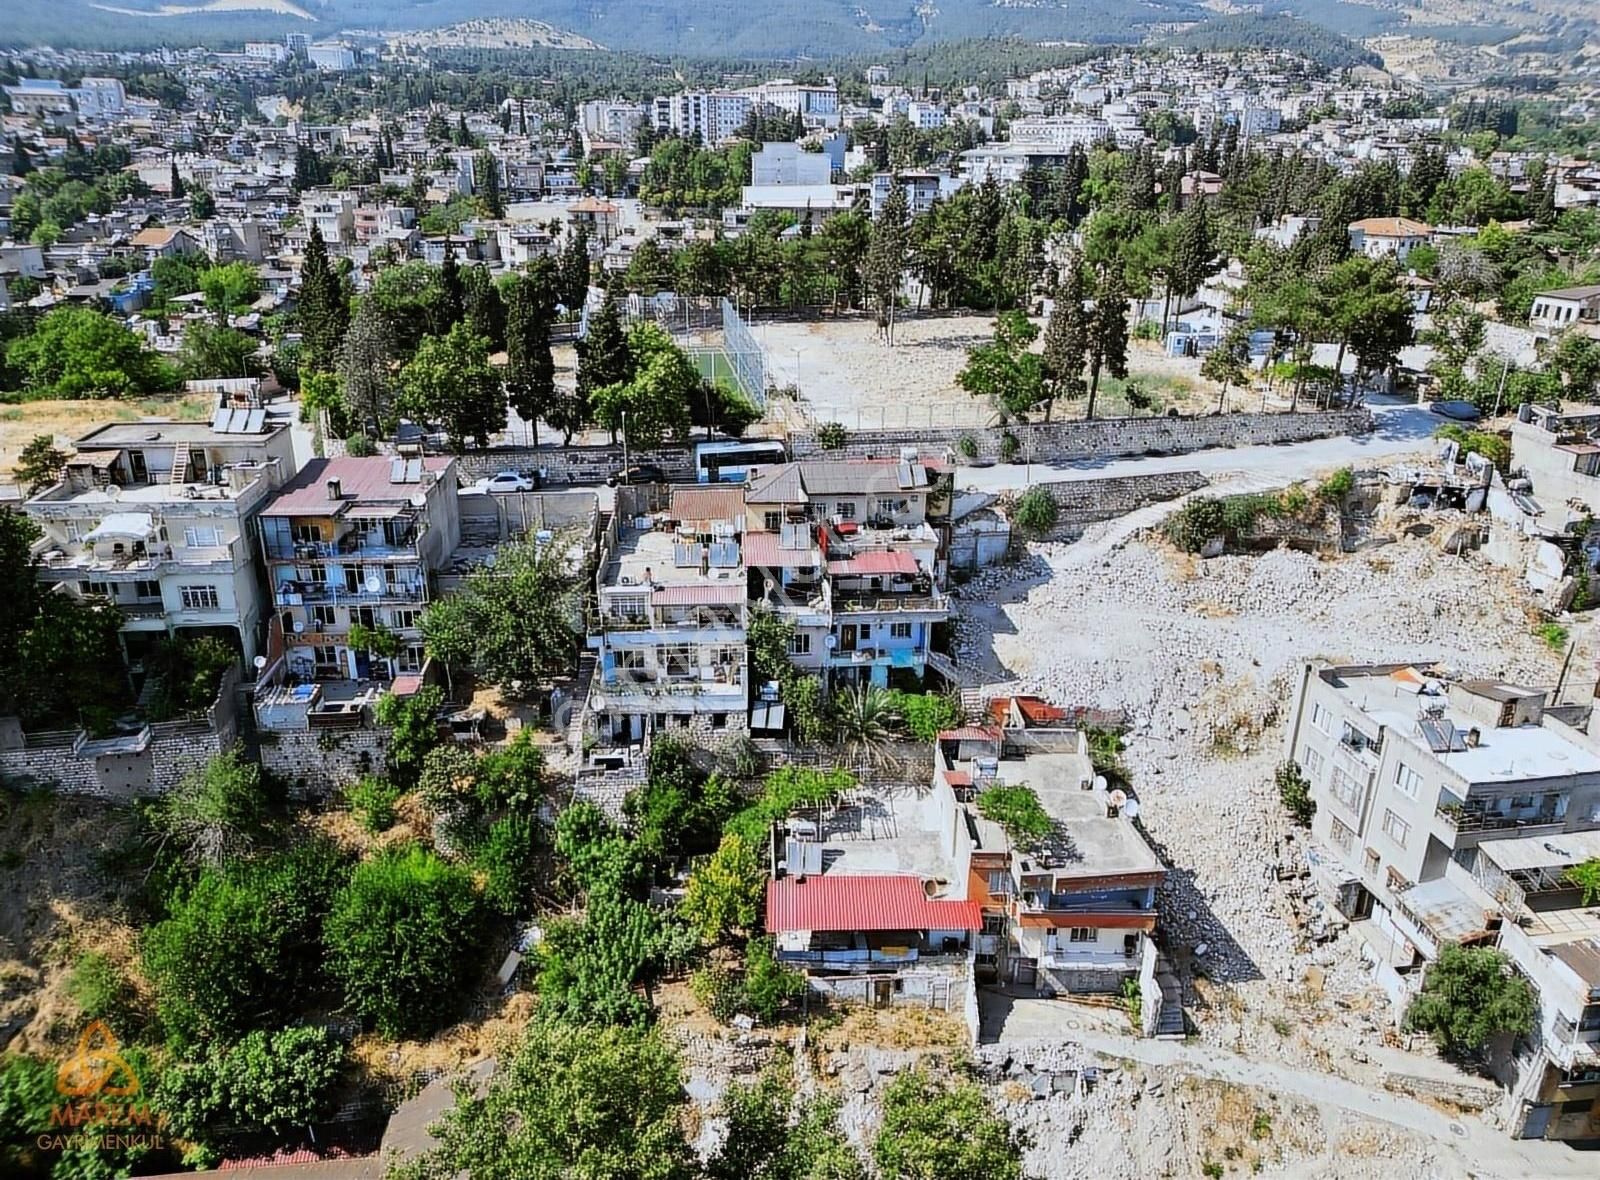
(792, 409), (1372, 464)
(258, 727), (388, 799)
(1021, 471), (1211, 538)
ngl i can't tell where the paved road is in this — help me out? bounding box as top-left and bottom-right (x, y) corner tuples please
(987, 997), (1590, 1178)
(954, 403), (1440, 494)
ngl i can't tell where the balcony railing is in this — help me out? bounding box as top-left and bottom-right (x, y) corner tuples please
(832, 592), (948, 614)
(1040, 946), (1139, 969)
(276, 583), (425, 607)
(1437, 800), (1567, 834)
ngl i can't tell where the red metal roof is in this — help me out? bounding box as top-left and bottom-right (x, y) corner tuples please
(766, 874), (981, 934)
(826, 550), (919, 576)
(938, 725), (1002, 742)
(650, 583), (746, 606)
(742, 530), (816, 568)
(989, 695), (1071, 726)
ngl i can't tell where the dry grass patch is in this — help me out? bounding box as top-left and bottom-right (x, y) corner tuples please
(0, 393), (213, 477)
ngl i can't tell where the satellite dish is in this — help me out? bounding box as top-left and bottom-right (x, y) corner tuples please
(1109, 789), (1128, 808)
(253, 655), (267, 669)
(365, 573), (383, 594)
(105, 485), (122, 498)
(1093, 774), (1107, 792)
(292, 619), (305, 633)
(823, 634), (837, 649)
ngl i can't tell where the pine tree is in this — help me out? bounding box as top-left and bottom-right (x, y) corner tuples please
(518, 99), (527, 137)
(475, 151), (504, 219)
(169, 158), (186, 200)
(558, 224), (591, 311)
(1087, 265), (1130, 419)
(1533, 171), (1558, 228)
(1168, 200), (1216, 331)
(339, 296), (396, 438)
(498, 106), (512, 134)
(298, 223), (349, 374)
(576, 289), (632, 438)
(865, 183), (909, 346)
(438, 248), (465, 330)
(1040, 257), (1090, 422)
(455, 114), (473, 147)
(505, 264), (558, 446)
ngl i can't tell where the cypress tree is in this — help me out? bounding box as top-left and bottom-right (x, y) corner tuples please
(298, 223), (348, 374)
(504, 263), (557, 445)
(1087, 265), (1130, 420)
(169, 158), (186, 200)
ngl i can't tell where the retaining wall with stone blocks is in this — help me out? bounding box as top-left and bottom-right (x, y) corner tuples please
(1024, 471), (1211, 534)
(792, 409), (1373, 464)
(258, 727), (389, 798)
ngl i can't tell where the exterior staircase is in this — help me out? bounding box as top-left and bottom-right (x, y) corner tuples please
(169, 442), (189, 487)
(1154, 952), (1186, 1039)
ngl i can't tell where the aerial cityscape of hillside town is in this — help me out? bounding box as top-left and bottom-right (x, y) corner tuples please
(1, 7), (1599, 1177)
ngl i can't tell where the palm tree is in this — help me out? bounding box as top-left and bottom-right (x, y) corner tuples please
(833, 684), (899, 768)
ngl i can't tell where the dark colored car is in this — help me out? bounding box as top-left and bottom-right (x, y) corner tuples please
(607, 463), (667, 486)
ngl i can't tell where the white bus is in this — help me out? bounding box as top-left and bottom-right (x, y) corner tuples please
(694, 439), (787, 484)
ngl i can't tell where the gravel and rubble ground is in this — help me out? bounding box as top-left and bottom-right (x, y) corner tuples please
(930, 502), (1590, 1176)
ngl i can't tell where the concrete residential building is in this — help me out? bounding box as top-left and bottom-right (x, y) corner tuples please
(652, 91), (752, 145)
(750, 142), (833, 187)
(257, 456), (461, 684)
(24, 415), (298, 666)
(1529, 285), (1600, 334)
(1509, 404), (1600, 531)
(1347, 217), (1432, 262)
(931, 705), (1171, 1028)
(744, 457), (951, 691)
(585, 486), (748, 745)
(1284, 661), (1600, 972)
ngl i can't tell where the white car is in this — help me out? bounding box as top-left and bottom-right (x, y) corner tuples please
(472, 471), (536, 494)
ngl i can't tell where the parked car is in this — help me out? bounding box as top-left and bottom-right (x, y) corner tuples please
(472, 470), (538, 493)
(1430, 400), (1482, 422)
(606, 463), (667, 486)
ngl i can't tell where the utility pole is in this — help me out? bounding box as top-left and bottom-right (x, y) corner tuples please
(1491, 355), (1511, 420)
(621, 409), (630, 479)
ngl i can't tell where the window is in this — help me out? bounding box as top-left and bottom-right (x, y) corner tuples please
(1068, 927), (1096, 943)
(179, 584), (219, 610)
(986, 871), (1013, 896)
(293, 524), (321, 544)
(310, 605), (336, 628)
(1310, 701), (1330, 735)
(1301, 746), (1324, 779)
(835, 502), (856, 520)
(1394, 762), (1423, 800)
(1329, 766), (1363, 814)
(134, 579), (160, 600)
(890, 622), (912, 639)
(313, 645), (340, 669)
(858, 623), (872, 640)
(391, 608), (420, 630)
(789, 633), (811, 656)
(1381, 809), (1410, 849)
(616, 650), (647, 672)
(183, 526), (219, 549)
(1363, 848), (1380, 878)
(1330, 818), (1355, 853)
(763, 511), (781, 531)
(981, 914), (1006, 935)
(64, 521), (82, 542)
(81, 580), (109, 598)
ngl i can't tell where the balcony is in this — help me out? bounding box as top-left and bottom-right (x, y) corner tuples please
(1436, 794), (1569, 835)
(832, 591), (948, 615)
(42, 539), (241, 576)
(275, 582), (425, 608)
(1040, 945), (1140, 970)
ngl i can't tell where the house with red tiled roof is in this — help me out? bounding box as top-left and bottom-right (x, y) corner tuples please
(1347, 216), (1431, 263)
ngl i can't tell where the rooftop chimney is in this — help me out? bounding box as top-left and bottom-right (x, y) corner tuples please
(326, 476), (343, 501)
(1466, 727), (1481, 748)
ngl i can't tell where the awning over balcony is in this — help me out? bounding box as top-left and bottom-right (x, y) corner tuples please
(83, 512), (155, 542)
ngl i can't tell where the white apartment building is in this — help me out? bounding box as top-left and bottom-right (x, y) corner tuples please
(307, 43), (357, 73)
(245, 42), (292, 64)
(1347, 217), (1432, 263)
(750, 142), (833, 187)
(652, 91), (752, 146)
(906, 101), (946, 130)
(1009, 116), (1114, 151)
(579, 99), (648, 143)
(1284, 661), (1600, 957)
(24, 416), (299, 666)
(741, 79), (839, 120)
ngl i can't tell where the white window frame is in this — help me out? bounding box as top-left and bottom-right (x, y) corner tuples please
(1394, 762), (1423, 800)
(789, 633), (812, 655)
(179, 584), (220, 610)
(183, 526), (220, 549)
(835, 501), (856, 520)
(1381, 809), (1410, 849)
(890, 622), (912, 639)
(1310, 701), (1330, 735)
(1068, 927), (1095, 943)
(1329, 818), (1355, 853)
(985, 870), (1012, 896)
(1329, 766), (1363, 814)
(1301, 746), (1324, 779)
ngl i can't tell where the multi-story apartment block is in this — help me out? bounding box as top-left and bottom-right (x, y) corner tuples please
(305, 190), (358, 247)
(579, 99), (648, 143)
(740, 80), (839, 121)
(745, 456), (950, 692)
(585, 486), (748, 745)
(1285, 661), (1600, 949)
(868, 171), (949, 217)
(930, 701), (1174, 1030)
(750, 142), (833, 187)
(257, 456), (461, 683)
(1509, 404), (1600, 532)
(24, 415), (298, 666)
(652, 91), (752, 146)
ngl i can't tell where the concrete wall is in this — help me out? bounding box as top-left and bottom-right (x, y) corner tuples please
(257, 726), (388, 798)
(791, 409), (1372, 465)
(803, 964), (968, 1011)
(1019, 471), (1210, 538)
(453, 443), (695, 486)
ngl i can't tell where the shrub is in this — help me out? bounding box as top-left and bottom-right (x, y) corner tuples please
(343, 433), (376, 457)
(66, 951), (133, 1030)
(680, 833), (767, 944)
(1534, 621), (1569, 652)
(475, 812), (541, 916)
(887, 690), (961, 742)
(1317, 467), (1354, 502)
(1013, 486), (1058, 534)
(345, 776), (403, 833)
(999, 432), (1021, 463)
(742, 936), (805, 1023)
(375, 684), (445, 788)
(815, 422), (847, 450)
(156, 1025), (345, 1141)
(874, 1068), (1023, 1180)
(325, 844), (487, 1038)
(958, 434), (979, 458)
(976, 785), (1053, 845)
(1563, 857), (1600, 904)
(1434, 423), (1511, 472)
(1275, 761), (1315, 826)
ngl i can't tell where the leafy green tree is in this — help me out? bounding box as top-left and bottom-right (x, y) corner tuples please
(461, 260), (506, 351)
(326, 844), (487, 1038)
(1552, 331), (1600, 401)
(6, 306), (178, 398)
(420, 538), (577, 696)
(180, 322), (259, 380)
(557, 222), (591, 310)
(1404, 943), (1534, 1057)
(199, 261), (261, 323)
(1013, 486), (1059, 534)
(298, 223), (349, 373)
(151, 252), (206, 306)
(13, 435), (66, 496)
(680, 833), (766, 944)
(1565, 858), (1600, 905)
(957, 310), (1046, 421)
(1322, 255), (1414, 391)
(832, 684), (898, 767)
(389, 1020), (696, 1180)
(476, 813), (542, 917)
(398, 322), (507, 449)
(575, 288), (632, 424)
(741, 936), (806, 1024)
(873, 1068), (1024, 1180)
(190, 186), (216, 220)
(709, 1061), (863, 1180)
(374, 684), (446, 789)
(1201, 322), (1253, 412)
(976, 784), (1053, 845)
(886, 690), (960, 743)
(1275, 760), (1315, 825)
(1424, 301), (1487, 403)
(142, 842), (346, 1047)
(338, 296), (397, 438)
(156, 1025), (345, 1141)
(625, 735), (735, 864)
(589, 323), (698, 445)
